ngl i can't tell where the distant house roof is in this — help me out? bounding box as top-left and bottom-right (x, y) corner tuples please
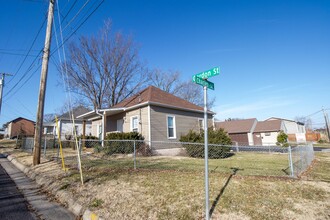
(215, 118), (257, 134)
(254, 120), (283, 133)
(266, 117), (304, 125)
(58, 106), (91, 120)
(8, 117), (35, 124)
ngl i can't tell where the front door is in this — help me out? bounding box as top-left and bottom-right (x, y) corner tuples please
(253, 133), (262, 146)
(117, 119), (123, 132)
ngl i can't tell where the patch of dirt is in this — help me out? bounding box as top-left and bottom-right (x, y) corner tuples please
(282, 200), (330, 220)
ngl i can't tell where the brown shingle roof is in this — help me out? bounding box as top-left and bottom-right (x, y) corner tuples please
(254, 120), (282, 132)
(58, 106), (91, 120)
(215, 118), (257, 134)
(112, 86), (208, 112)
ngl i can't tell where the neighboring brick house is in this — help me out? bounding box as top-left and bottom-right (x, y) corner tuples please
(77, 86), (214, 144)
(42, 106), (92, 140)
(215, 118), (257, 145)
(4, 117), (35, 139)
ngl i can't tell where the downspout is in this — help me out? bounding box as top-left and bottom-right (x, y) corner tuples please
(95, 109), (104, 147)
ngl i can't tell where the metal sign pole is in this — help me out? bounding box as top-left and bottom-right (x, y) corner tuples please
(204, 85), (209, 220)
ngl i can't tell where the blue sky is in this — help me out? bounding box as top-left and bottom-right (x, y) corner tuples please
(0, 0), (329, 128)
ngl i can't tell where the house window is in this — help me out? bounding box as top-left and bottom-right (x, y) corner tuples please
(117, 119), (123, 132)
(98, 124), (102, 140)
(265, 132), (271, 136)
(73, 126), (78, 136)
(167, 116), (176, 139)
(131, 116), (139, 132)
(198, 119), (204, 133)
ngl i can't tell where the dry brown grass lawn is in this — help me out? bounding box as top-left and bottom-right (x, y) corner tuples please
(0, 140), (329, 220)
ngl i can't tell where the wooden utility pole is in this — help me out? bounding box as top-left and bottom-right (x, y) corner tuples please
(0, 73), (12, 115)
(33, 0), (55, 165)
(322, 108), (330, 142)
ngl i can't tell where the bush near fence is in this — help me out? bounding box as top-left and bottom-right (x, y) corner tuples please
(180, 129), (232, 159)
(103, 132), (149, 155)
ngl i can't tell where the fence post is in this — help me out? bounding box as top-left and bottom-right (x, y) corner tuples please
(133, 141), (136, 170)
(299, 146), (303, 175)
(235, 142), (239, 152)
(288, 146), (294, 178)
(79, 139), (82, 157)
(56, 141), (60, 162)
(43, 137), (47, 157)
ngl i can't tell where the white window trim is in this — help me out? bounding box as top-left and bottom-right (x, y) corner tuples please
(167, 115), (176, 139)
(131, 115), (139, 132)
(148, 105), (151, 143)
(198, 118), (204, 131)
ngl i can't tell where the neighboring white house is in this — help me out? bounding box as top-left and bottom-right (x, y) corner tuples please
(43, 106), (93, 140)
(266, 117), (306, 143)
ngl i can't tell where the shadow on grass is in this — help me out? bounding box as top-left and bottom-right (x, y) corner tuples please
(209, 167), (243, 218)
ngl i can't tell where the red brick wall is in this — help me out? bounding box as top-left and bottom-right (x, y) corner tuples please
(305, 132), (320, 142)
(229, 133), (249, 145)
(287, 134), (296, 142)
(10, 119), (35, 138)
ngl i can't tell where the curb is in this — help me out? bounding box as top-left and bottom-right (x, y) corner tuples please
(7, 154), (102, 220)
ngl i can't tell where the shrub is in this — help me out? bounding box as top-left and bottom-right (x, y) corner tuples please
(318, 139), (327, 144)
(103, 132), (144, 155)
(81, 135), (99, 148)
(277, 131), (289, 147)
(105, 132), (144, 141)
(180, 128), (232, 159)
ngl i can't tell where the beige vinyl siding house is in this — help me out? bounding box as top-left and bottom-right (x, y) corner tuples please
(150, 106), (211, 142)
(78, 86), (214, 143)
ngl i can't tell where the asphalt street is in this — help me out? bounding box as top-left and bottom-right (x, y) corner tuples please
(0, 154), (38, 220)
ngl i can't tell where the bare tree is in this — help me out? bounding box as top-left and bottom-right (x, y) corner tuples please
(148, 69), (182, 94)
(60, 20), (148, 109)
(43, 114), (55, 123)
(295, 116), (313, 131)
(149, 69), (215, 108)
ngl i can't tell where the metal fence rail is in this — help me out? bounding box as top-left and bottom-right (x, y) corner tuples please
(19, 138), (314, 178)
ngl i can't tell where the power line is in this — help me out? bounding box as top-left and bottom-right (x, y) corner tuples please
(305, 109), (323, 118)
(51, 0), (105, 57)
(3, 0), (105, 99)
(3, 63), (42, 102)
(7, 16), (47, 85)
(0, 51), (39, 57)
(3, 49), (43, 99)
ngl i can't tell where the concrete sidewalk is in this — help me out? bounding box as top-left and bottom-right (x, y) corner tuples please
(0, 154), (76, 220)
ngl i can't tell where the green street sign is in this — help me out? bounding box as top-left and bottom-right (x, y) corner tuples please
(193, 76), (214, 90)
(193, 66), (220, 81)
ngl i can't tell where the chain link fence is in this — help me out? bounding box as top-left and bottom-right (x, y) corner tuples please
(288, 143), (315, 177)
(19, 138), (314, 178)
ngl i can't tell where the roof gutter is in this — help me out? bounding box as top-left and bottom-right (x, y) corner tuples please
(95, 109), (105, 147)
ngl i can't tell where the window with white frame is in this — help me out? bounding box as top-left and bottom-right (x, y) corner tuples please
(73, 126), (78, 136)
(98, 124), (102, 140)
(198, 118), (204, 133)
(131, 116), (139, 132)
(167, 116), (176, 139)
